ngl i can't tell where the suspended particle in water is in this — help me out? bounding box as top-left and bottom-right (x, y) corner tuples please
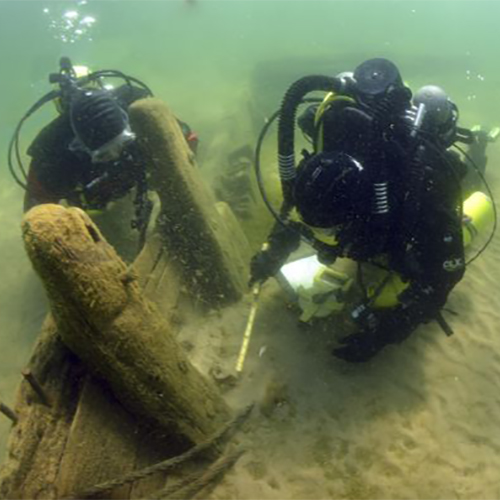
(46, 6), (96, 44)
(80, 16), (96, 27)
(63, 10), (79, 20)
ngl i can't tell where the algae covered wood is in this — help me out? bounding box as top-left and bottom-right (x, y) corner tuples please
(21, 204), (232, 446)
(0, 317), (196, 500)
(0, 316), (86, 499)
(0, 98), (246, 498)
(56, 377), (142, 499)
(134, 232), (182, 317)
(129, 98), (249, 307)
(0, 202), (235, 499)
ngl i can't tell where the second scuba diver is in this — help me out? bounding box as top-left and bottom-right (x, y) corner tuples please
(250, 58), (497, 363)
(11, 57), (198, 257)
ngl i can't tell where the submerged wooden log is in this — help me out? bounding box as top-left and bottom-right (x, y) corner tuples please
(0, 204), (236, 499)
(0, 316), (184, 499)
(0, 316), (87, 499)
(129, 98), (249, 307)
(21, 204), (231, 448)
(1, 99), (248, 499)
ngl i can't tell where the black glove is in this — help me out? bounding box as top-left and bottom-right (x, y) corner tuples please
(333, 330), (386, 363)
(249, 248), (285, 287)
(333, 308), (414, 363)
(249, 222), (301, 287)
(350, 302), (380, 331)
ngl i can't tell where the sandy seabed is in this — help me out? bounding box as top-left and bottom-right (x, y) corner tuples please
(1, 157), (499, 500)
(180, 172), (500, 498)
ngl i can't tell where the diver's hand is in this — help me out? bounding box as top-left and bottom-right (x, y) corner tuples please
(335, 308), (391, 363)
(334, 310), (416, 362)
(333, 330), (385, 363)
(248, 249), (284, 287)
(249, 222), (301, 287)
(350, 302), (380, 331)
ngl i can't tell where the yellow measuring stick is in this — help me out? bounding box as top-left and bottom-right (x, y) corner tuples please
(235, 283), (262, 373)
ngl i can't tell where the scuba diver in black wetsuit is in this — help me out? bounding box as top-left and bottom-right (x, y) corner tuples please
(250, 58), (497, 363)
(10, 57), (198, 255)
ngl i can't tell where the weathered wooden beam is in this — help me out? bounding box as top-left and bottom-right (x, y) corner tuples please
(22, 205), (232, 447)
(0, 99), (245, 499)
(0, 316), (86, 499)
(129, 98), (249, 307)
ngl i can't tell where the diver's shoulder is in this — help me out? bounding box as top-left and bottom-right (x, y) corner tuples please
(111, 84), (150, 108)
(27, 114), (72, 158)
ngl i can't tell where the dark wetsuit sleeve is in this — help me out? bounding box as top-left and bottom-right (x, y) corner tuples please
(249, 221), (301, 285)
(27, 115), (80, 207)
(24, 162), (62, 211)
(266, 221), (302, 261)
(112, 84), (151, 107)
(25, 115), (79, 210)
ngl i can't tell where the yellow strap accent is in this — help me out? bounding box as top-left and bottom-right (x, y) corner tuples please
(314, 93), (355, 152)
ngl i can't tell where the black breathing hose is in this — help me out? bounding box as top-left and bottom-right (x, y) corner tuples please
(84, 70), (154, 97)
(277, 75), (344, 212)
(8, 89), (61, 189)
(254, 97), (323, 236)
(452, 143), (497, 265)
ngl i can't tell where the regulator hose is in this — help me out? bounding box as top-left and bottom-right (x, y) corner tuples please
(277, 75), (345, 212)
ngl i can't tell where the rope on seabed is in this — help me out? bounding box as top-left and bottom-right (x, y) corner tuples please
(68, 404), (254, 499)
(152, 447), (246, 500)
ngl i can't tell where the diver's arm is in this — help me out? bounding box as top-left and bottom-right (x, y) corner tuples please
(454, 126), (499, 196)
(112, 84), (151, 107)
(335, 275), (462, 363)
(24, 163), (61, 212)
(24, 116), (76, 212)
(374, 272), (461, 344)
(379, 161), (466, 337)
(335, 208), (465, 362)
(249, 221), (301, 286)
(462, 127), (498, 176)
